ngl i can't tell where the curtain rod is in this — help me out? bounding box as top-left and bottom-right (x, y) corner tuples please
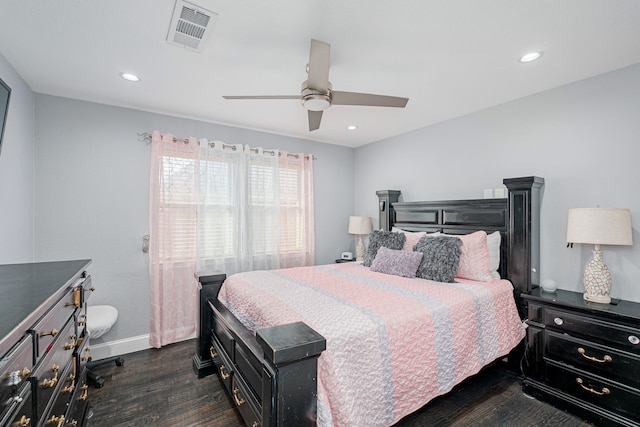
(138, 132), (317, 160)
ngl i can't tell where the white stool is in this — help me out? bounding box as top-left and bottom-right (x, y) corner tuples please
(86, 305), (124, 388)
(87, 305), (119, 339)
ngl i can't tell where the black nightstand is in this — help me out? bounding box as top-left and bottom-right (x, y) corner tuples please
(522, 288), (640, 427)
(335, 259), (356, 263)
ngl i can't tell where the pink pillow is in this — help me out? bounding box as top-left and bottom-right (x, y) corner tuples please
(402, 231), (427, 251)
(455, 231), (494, 282)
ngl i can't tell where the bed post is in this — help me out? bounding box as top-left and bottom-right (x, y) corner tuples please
(503, 176), (544, 317)
(376, 190), (401, 231)
(193, 271), (227, 378)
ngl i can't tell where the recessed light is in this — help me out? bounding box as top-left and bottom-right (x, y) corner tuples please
(120, 72), (140, 82)
(346, 125), (358, 131)
(519, 51), (543, 63)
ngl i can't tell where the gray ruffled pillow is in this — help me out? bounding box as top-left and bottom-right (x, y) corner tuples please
(413, 235), (462, 283)
(363, 230), (406, 267)
(370, 247), (424, 278)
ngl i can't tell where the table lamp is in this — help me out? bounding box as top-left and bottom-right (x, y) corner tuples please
(566, 207), (633, 303)
(348, 216), (372, 262)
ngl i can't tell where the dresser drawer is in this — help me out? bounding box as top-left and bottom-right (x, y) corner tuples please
(546, 362), (640, 423)
(231, 372), (262, 427)
(546, 330), (640, 389)
(0, 336), (33, 422)
(31, 289), (77, 361)
(32, 318), (76, 420)
(41, 361), (75, 426)
(544, 308), (640, 354)
(234, 340), (262, 401)
(211, 336), (234, 393)
(0, 382), (33, 427)
(64, 368), (90, 427)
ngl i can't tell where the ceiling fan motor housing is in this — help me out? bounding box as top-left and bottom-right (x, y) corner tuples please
(301, 80), (332, 111)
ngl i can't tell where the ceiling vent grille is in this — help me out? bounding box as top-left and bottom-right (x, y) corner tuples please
(166, 0), (218, 52)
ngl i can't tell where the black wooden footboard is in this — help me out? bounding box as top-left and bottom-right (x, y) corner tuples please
(193, 272), (326, 427)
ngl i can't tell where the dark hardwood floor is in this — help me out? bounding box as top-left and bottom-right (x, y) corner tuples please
(88, 339), (595, 427)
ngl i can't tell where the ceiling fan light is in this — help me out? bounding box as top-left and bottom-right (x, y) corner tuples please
(302, 95), (331, 111)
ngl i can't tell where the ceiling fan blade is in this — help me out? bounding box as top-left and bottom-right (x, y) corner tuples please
(307, 39), (330, 92)
(223, 95), (299, 100)
(332, 91), (409, 108)
(308, 110), (323, 131)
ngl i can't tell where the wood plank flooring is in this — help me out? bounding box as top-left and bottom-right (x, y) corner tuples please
(88, 339), (595, 427)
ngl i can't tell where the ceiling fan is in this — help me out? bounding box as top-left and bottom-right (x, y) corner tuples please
(223, 39), (409, 131)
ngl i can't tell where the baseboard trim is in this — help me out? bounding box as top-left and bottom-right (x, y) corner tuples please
(90, 332), (197, 361)
(90, 334), (151, 361)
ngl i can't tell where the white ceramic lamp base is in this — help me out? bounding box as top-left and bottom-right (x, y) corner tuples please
(583, 249), (612, 304)
(355, 236), (366, 262)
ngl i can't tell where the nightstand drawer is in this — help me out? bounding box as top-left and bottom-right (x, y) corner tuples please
(544, 308), (640, 353)
(546, 362), (640, 423)
(546, 330), (640, 389)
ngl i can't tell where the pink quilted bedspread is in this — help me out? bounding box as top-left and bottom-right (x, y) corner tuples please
(218, 263), (525, 427)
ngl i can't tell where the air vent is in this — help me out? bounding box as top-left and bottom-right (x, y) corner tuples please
(166, 0), (218, 52)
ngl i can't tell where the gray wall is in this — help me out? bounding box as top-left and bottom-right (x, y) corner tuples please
(33, 95), (354, 343)
(355, 63), (640, 302)
(0, 53), (34, 263)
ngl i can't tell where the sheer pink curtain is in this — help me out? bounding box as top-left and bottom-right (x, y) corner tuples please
(148, 131), (199, 348)
(279, 151), (315, 268)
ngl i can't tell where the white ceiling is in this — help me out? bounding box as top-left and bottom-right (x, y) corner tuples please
(1, 1), (639, 148)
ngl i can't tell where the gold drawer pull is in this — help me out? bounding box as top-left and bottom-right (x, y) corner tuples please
(209, 346), (217, 359)
(64, 342), (75, 350)
(45, 415), (64, 427)
(79, 384), (89, 401)
(252, 422), (260, 427)
(40, 328), (58, 338)
(62, 384), (75, 394)
(17, 415), (30, 426)
(578, 347), (612, 363)
(18, 367), (31, 378)
(219, 365), (230, 380)
(41, 373), (58, 389)
(68, 420), (78, 427)
(576, 378), (610, 396)
(232, 386), (246, 406)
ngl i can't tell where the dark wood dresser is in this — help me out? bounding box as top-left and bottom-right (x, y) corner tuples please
(0, 260), (93, 427)
(522, 288), (640, 427)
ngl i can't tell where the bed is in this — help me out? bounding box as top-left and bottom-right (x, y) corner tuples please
(193, 176), (544, 427)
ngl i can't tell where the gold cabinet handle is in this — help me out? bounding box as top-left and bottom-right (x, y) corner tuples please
(18, 367), (31, 378)
(17, 415), (30, 426)
(45, 415), (64, 427)
(576, 378), (610, 396)
(578, 347), (612, 363)
(232, 386), (246, 407)
(209, 346), (217, 359)
(62, 383), (75, 394)
(68, 421), (78, 427)
(79, 384), (89, 401)
(40, 328), (58, 338)
(252, 422), (260, 427)
(219, 365), (230, 380)
(41, 372), (58, 389)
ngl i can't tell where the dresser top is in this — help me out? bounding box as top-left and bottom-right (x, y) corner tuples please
(0, 259), (91, 356)
(524, 287), (640, 323)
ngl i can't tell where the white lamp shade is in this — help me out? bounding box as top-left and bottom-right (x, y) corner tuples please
(566, 208), (633, 246)
(348, 216), (372, 235)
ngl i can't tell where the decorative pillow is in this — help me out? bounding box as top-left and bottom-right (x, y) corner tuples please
(456, 230), (494, 282)
(392, 227), (428, 251)
(363, 230), (406, 267)
(487, 231), (501, 279)
(413, 235), (462, 283)
(370, 247), (424, 278)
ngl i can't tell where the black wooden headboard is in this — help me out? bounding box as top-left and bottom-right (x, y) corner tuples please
(376, 176), (544, 318)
